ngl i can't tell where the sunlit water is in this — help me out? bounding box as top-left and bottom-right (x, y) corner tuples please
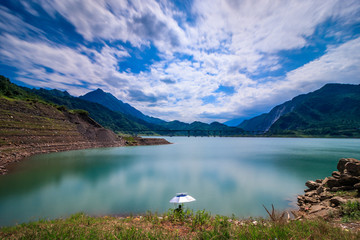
(1, 137), (360, 226)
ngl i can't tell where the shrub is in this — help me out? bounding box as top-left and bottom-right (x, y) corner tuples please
(340, 201), (360, 222)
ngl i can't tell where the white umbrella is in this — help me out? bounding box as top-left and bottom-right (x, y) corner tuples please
(169, 193), (196, 203)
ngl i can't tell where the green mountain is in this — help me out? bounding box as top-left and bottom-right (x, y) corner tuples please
(238, 94), (307, 132)
(29, 88), (159, 134)
(79, 88), (245, 136)
(80, 89), (166, 125)
(239, 83), (360, 137)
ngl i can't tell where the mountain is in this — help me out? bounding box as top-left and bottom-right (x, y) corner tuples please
(238, 94), (307, 132)
(0, 75), (126, 172)
(80, 89), (166, 125)
(80, 88), (245, 136)
(27, 88), (158, 134)
(161, 120), (244, 136)
(238, 83), (360, 137)
(0, 75), (152, 134)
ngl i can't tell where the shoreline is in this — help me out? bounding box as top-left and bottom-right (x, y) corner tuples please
(0, 137), (170, 175)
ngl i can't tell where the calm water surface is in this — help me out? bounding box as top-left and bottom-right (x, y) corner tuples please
(1, 137), (360, 226)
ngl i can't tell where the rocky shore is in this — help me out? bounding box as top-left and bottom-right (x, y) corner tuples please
(297, 158), (360, 219)
(0, 97), (170, 175)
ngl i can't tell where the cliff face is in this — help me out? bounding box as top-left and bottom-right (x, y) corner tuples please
(0, 97), (126, 174)
(238, 94), (306, 132)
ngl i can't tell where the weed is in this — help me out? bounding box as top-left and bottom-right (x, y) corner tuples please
(340, 201), (360, 222)
(1, 212), (360, 239)
(192, 209), (212, 229)
(335, 190), (358, 198)
(263, 204), (288, 223)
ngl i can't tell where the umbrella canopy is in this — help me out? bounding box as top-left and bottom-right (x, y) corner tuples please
(169, 193), (196, 204)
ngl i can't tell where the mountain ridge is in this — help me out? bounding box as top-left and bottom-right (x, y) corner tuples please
(238, 83), (360, 137)
(80, 88), (166, 125)
(80, 88), (245, 136)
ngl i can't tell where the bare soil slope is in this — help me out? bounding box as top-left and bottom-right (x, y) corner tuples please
(0, 97), (126, 174)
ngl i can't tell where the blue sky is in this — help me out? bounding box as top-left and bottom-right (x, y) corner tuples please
(0, 0), (360, 124)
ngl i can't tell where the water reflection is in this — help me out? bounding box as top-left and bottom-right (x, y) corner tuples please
(0, 137), (360, 226)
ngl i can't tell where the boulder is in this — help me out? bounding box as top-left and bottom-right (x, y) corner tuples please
(345, 161), (360, 176)
(307, 209), (332, 219)
(322, 177), (329, 186)
(319, 192), (333, 201)
(315, 179), (323, 183)
(305, 180), (320, 190)
(337, 158), (360, 173)
(305, 190), (317, 197)
(316, 185), (325, 195)
(330, 196), (347, 207)
(304, 196), (320, 204)
(331, 171), (341, 179)
(338, 174), (360, 186)
(308, 204), (326, 214)
(330, 186), (354, 192)
(337, 158), (349, 173)
(354, 182), (360, 190)
(325, 177), (341, 188)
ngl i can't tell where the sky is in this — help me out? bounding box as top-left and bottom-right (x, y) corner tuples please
(0, 0), (360, 125)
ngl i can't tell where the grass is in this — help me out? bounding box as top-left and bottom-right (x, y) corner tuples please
(335, 191), (359, 198)
(122, 136), (138, 145)
(340, 201), (360, 222)
(1, 210), (360, 239)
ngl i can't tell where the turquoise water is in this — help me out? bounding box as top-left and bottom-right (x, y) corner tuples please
(1, 137), (360, 226)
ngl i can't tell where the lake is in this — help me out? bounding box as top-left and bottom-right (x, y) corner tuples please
(1, 137), (360, 226)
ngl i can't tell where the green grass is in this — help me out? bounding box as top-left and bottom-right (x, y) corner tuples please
(340, 201), (360, 222)
(335, 191), (359, 198)
(1, 210), (359, 239)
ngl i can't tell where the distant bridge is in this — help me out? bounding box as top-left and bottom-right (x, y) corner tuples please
(121, 129), (265, 137)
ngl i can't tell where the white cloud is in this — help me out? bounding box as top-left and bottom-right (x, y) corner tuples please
(286, 37), (360, 89)
(0, 33), (133, 95)
(1, 0), (360, 123)
(38, 0), (188, 53)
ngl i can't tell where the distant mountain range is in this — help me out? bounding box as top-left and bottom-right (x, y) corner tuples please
(79, 88), (244, 136)
(2, 74), (359, 137)
(238, 83), (360, 137)
(0, 75), (244, 136)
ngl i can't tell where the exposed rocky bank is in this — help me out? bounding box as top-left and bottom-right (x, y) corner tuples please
(297, 158), (360, 219)
(0, 98), (169, 175)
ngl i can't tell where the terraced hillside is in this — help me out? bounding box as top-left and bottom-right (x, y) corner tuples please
(0, 97), (125, 174)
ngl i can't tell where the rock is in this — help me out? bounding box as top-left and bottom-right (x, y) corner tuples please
(319, 192), (333, 201)
(354, 183), (360, 190)
(321, 199), (332, 207)
(316, 185), (325, 195)
(330, 196), (347, 207)
(322, 177), (329, 186)
(305, 190), (317, 197)
(338, 158), (349, 173)
(345, 161), (360, 176)
(338, 174), (360, 186)
(304, 196), (320, 204)
(308, 204), (326, 214)
(326, 177), (341, 188)
(330, 186), (354, 192)
(332, 171), (341, 179)
(338, 158), (360, 173)
(315, 179), (323, 183)
(306, 180), (320, 190)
